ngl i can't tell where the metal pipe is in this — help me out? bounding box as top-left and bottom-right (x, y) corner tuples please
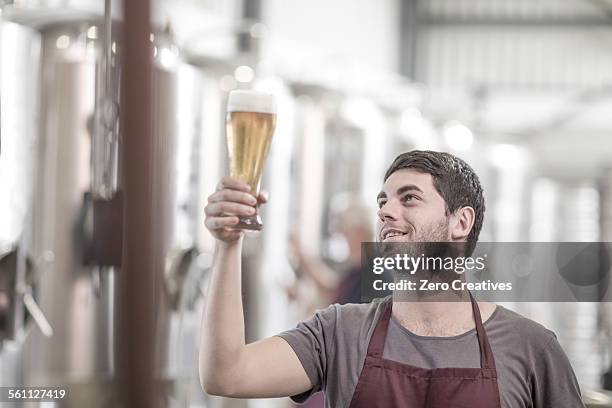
(92, 0), (120, 199)
(116, 0), (158, 406)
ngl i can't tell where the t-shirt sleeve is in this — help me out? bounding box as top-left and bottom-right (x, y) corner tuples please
(531, 333), (585, 408)
(275, 305), (338, 403)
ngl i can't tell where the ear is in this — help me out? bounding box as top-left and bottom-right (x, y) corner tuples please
(449, 206), (475, 241)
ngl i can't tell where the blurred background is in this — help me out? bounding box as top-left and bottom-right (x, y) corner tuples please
(1, 0), (612, 406)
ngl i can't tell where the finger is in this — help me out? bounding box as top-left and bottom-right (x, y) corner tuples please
(257, 190), (269, 204)
(205, 216), (239, 230)
(208, 189), (257, 206)
(205, 202), (256, 217)
(216, 177), (251, 192)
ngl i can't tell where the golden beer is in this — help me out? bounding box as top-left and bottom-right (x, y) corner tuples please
(226, 90), (276, 230)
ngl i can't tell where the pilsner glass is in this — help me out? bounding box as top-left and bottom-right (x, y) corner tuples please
(225, 89), (277, 231)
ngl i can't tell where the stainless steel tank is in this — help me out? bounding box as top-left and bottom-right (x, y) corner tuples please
(600, 168), (612, 391)
(19, 23), (119, 406)
(0, 20), (41, 388)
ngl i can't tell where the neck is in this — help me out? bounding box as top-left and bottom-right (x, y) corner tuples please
(392, 290), (483, 337)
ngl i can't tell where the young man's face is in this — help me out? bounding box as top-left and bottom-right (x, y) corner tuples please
(376, 169), (450, 243)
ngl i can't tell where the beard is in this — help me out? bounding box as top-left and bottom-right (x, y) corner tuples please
(390, 217), (464, 299)
(403, 217), (455, 274)
(413, 217), (450, 243)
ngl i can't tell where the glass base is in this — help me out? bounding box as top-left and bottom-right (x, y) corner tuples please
(235, 214), (263, 231)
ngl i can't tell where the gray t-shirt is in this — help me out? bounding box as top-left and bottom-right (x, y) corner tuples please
(277, 298), (585, 408)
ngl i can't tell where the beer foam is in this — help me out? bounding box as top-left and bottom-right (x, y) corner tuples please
(227, 90), (276, 114)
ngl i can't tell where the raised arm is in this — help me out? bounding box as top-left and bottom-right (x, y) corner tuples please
(199, 177), (312, 398)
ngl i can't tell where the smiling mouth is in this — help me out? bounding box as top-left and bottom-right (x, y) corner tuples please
(381, 230), (408, 241)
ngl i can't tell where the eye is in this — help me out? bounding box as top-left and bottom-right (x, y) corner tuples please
(377, 199), (387, 209)
(401, 194), (418, 203)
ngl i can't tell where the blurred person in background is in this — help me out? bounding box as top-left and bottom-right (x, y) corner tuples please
(199, 150), (584, 407)
(287, 198), (373, 309)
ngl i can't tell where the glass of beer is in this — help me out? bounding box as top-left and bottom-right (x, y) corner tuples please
(226, 89), (277, 231)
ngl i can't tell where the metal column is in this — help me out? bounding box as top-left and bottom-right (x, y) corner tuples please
(115, 0), (159, 406)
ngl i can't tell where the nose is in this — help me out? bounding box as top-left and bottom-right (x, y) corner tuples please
(377, 198), (401, 222)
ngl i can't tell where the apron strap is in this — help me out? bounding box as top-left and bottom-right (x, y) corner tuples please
(365, 299), (393, 359)
(469, 292), (497, 371)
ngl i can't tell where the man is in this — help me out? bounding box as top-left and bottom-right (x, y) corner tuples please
(200, 150), (585, 407)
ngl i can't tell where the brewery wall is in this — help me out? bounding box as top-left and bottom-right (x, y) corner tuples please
(0, 0), (611, 407)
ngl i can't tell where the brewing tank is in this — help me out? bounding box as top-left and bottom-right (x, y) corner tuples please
(0, 20), (41, 388)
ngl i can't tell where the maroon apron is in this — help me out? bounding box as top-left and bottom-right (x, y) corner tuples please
(348, 293), (501, 408)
